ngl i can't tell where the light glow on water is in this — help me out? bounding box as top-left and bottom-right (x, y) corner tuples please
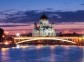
(36, 45), (44, 49)
(82, 47), (84, 62)
(0, 46), (84, 62)
(1, 48), (9, 52)
(16, 44), (20, 48)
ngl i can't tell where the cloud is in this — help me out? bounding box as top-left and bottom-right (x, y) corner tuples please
(49, 14), (62, 18)
(80, 4), (84, 5)
(46, 8), (53, 10)
(1, 22), (84, 30)
(55, 22), (84, 29)
(1, 22), (84, 35)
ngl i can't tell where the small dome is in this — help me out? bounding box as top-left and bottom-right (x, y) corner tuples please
(34, 22), (37, 25)
(40, 14), (48, 20)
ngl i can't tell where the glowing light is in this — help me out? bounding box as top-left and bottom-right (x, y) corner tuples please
(5, 31), (9, 35)
(36, 45), (43, 49)
(79, 37), (82, 41)
(4, 41), (9, 45)
(63, 30), (69, 34)
(50, 45), (56, 49)
(1, 48), (9, 56)
(16, 37), (75, 44)
(83, 35), (84, 39)
(16, 44), (20, 48)
(16, 33), (20, 37)
(2, 35), (5, 38)
(21, 46), (28, 48)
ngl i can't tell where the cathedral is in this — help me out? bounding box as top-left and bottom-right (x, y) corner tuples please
(32, 14), (56, 37)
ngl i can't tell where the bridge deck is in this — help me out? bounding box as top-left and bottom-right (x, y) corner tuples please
(14, 37), (78, 44)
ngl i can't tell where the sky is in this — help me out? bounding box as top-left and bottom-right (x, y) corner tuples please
(1, 22), (84, 35)
(0, 0), (84, 11)
(0, 0), (84, 35)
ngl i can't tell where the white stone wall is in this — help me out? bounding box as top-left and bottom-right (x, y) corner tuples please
(40, 19), (49, 26)
(32, 18), (56, 37)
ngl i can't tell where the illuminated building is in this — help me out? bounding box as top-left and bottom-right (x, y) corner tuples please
(32, 14), (56, 37)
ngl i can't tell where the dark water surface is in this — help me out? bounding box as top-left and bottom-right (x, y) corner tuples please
(0, 45), (84, 62)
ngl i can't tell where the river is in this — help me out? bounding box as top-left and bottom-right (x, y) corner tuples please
(0, 45), (84, 62)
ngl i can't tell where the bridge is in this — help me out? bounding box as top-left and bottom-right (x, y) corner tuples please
(13, 37), (81, 45)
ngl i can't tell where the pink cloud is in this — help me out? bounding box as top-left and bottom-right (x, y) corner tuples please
(0, 22), (84, 35)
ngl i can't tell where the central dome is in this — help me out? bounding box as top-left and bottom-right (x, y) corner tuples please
(40, 14), (48, 20)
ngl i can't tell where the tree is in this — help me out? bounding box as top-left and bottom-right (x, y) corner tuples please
(0, 28), (4, 42)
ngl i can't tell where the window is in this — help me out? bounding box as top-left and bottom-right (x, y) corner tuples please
(51, 33), (53, 36)
(44, 23), (46, 26)
(48, 33), (50, 36)
(48, 28), (51, 31)
(45, 33), (46, 35)
(40, 33), (42, 35)
(40, 22), (43, 25)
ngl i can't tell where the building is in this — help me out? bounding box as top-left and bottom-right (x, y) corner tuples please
(32, 14), (56, 37)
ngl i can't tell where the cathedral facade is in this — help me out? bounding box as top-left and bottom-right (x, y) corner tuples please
(32, 14), (56, 37)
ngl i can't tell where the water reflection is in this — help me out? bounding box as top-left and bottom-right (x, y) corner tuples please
(0, 45), (84, 62)
(0, 48), (10, 62)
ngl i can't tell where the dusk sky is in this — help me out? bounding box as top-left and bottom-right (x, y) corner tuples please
(0, 0), (84, 35)
(0, 0), (84, 11)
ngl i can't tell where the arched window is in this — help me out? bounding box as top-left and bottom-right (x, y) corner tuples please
(51, 33), (53, 36)
(40, 22), (43, 25)
(48, 33), (50, 36)
(49, 28), (51, 31)
(44, 23), (46, 26)
(45, 33), (46, 36)
(40, 33), (42, 35)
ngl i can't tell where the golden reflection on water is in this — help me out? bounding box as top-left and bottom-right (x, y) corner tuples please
(82, 46), (84, 62)
(36, 45), (44, 49)
(1, 48), (9, 55)
(50, 45), (56, 62)
(1, 48), (10, 62)
(50, 45), (56, 49)
(0, 45), (84, 62)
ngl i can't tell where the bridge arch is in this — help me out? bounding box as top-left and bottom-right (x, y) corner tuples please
(16, 37), (76, 44)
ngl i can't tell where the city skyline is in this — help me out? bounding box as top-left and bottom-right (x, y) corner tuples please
(0, 1), (84, 61)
